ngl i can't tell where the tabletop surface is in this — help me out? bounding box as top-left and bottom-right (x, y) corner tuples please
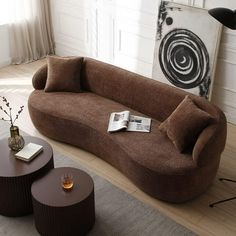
(0, 136), (53, 177)
(31, 167), (94, 207)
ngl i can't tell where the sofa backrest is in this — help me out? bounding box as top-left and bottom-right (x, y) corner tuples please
(81, 57), (221, 122)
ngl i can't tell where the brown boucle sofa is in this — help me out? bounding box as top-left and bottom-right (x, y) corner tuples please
(28, 57), (227, 203)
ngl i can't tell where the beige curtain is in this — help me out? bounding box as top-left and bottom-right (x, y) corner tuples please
(8, 0), (55, 64)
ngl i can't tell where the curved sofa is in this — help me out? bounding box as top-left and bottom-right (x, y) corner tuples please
(28, 57), (227, 203)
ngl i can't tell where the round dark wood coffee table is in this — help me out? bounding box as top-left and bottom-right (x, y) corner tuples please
(0, 136), (54, 217)
(31, 167), (95, 236)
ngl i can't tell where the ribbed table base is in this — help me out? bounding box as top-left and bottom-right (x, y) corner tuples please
(0, 136), (54, 217)
(32, 191), (95, 236)
(0, 159), (54, 217)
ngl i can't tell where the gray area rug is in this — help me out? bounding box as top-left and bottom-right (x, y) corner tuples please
(0, 121), (196, 236)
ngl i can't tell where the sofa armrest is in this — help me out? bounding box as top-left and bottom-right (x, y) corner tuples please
(32, 64), (48, 90)
(193, 111), (227, 167)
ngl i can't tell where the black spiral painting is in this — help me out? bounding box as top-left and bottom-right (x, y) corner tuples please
(159, 28), (210, 89)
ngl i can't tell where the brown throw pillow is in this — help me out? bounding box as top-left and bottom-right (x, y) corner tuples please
(159, 96), (213, 152)
(45, 56), (83, 92)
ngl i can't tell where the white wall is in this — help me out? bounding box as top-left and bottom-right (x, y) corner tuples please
(50, 0), (236, 124)
(0, 24), (11, 68)
(50, 0), (158, 76)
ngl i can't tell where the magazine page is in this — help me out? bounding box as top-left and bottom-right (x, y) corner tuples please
(107, 111), (130, 132)
(127, 115), (151, 132)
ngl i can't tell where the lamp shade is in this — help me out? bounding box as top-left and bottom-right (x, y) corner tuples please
(208, 8), (236, 30)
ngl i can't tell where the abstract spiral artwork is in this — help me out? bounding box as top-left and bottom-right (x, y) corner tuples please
(152, 1), (222, 99)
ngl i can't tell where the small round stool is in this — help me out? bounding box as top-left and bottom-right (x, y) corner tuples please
(31, 167), (95, 236)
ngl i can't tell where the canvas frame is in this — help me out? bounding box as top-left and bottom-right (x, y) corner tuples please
(152, 1), (222, 99)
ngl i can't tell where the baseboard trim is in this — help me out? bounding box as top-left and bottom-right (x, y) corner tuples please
(0, 58), (11, 68)
(225, 112), (236, 125)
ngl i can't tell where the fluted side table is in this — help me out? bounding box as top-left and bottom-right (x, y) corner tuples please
(31, 167), (95, 236)
(0, 136), (54, 217)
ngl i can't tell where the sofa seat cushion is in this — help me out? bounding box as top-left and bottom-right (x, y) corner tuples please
(29, 90), (196, 175)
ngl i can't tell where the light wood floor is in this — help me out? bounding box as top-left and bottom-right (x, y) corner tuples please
(0, 61), (236, 236)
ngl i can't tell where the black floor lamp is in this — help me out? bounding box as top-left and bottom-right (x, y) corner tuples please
(208, 7), (236, 207)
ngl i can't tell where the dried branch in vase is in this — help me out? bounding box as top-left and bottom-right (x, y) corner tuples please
(0, 96), (24, 127)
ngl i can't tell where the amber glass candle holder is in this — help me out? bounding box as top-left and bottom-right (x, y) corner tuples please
(61, 173), (73, 191)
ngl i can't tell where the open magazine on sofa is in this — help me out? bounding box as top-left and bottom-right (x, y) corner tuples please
(107, 110), (151, 133)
